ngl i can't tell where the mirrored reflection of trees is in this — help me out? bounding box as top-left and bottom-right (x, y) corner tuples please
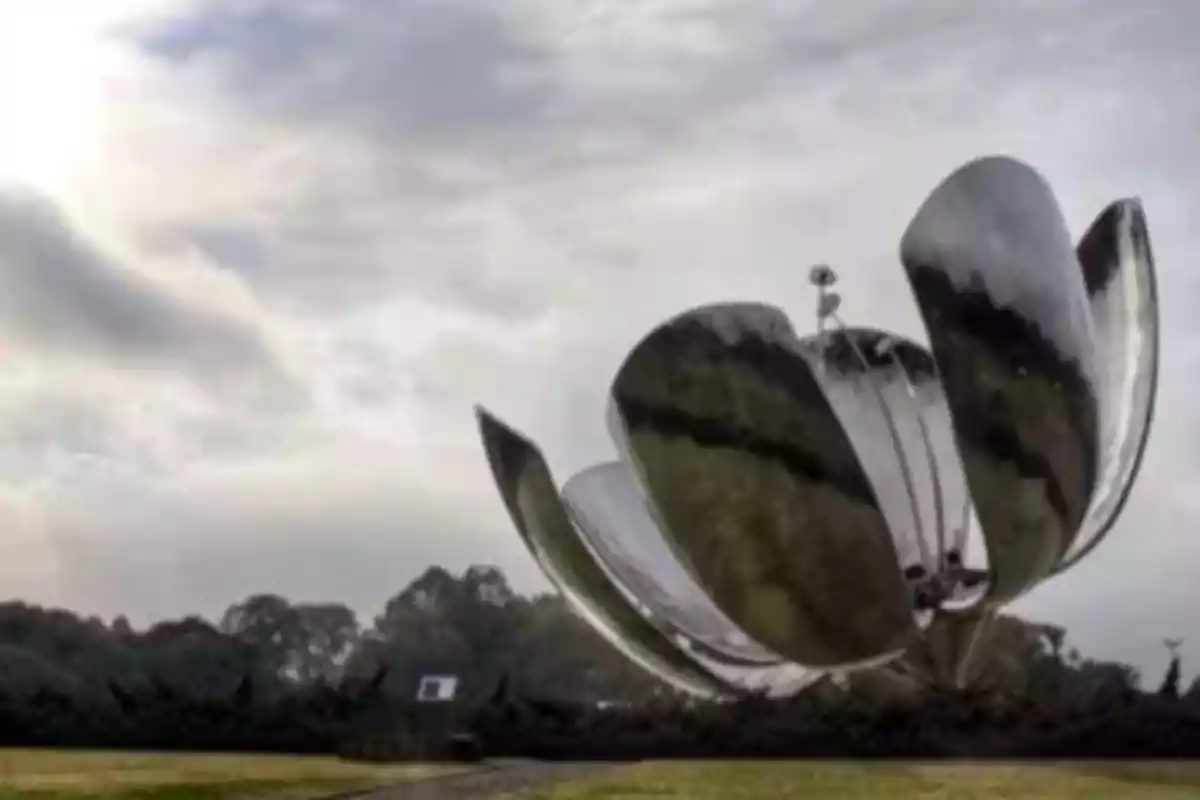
(0, 563), (1195, 759)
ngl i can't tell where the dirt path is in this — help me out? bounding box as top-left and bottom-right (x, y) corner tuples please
(351, 759), (624, 799)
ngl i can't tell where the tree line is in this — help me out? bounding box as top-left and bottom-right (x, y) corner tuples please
(1, 564), (1198, 759)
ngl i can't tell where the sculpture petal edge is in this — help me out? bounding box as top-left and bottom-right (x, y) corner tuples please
(474, 405), (729, 698)
(1054, 198), (1159, 573)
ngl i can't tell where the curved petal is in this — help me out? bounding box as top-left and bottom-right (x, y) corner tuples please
(687, 647), (821, 697)
(805, 328), (934, 576)
(1055, 199), (1159, 572)
(562, 462), (780, 665)
(608, 302), (916, 669)
(474, 406), (728, 698)
(807, 327), (988, 609)
(899, 155), (1101, 604)
(562, 462), (821, 697)
(600, 400), (822, 697)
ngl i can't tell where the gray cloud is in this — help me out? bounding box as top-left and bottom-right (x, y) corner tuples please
(124, 0), (562, 317)
(125, 0), (1200, 321)
(134, 2), (1199, 157)
(0, 190), (298, 398)
(42, 438), (534, 626)
(139, 0), (551, 138)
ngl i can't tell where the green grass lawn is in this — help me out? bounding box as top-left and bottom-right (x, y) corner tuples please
(514, 760), (1200, 799)
(0, 748), (459, 799)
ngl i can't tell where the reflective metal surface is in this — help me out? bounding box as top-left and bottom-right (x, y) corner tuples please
(1056, 199), (1159, 572)
(681, 643), (821, 697)
(608, 302), (916, 669)
(900, 155), (1101, 604)
(562, 462), (779, 665)
(805, 328), (931, 578)
(475, 407), (728, 698)
(562, 462), (821, 697)
(474, 155), (1159, 695)
(804, 327), (988, 612)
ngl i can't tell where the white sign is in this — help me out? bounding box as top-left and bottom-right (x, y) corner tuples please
(416, 674), (459, 702)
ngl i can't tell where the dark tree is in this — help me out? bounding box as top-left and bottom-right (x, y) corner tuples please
(0, 567), (1195, 760)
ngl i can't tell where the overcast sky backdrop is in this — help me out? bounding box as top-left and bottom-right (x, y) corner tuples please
(0, 0), (1197, 680)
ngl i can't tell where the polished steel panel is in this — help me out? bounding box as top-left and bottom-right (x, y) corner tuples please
(475, 406), (728, 698)
(900, 155), (1101, 604)
(562, 462), (780, 665)
(806, 327), (987, 610)
(609, 302), (916, 669)
(677, 640), (821, 698)
(562, 462), (822, 697)
(1056, 199), (1159, 572)
(805, 328), (931, 576)
(907, 360), (991, 609)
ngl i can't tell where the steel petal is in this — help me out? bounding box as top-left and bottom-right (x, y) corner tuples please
(1055, 199), (1159, 572)
(804, 328), (934, 576)
(806, 327), (988, 609)
(562, 462), (780, 664)
(609, 302), (916, 669)
(563, 461), (820, 697)
(900, 155), (1101, 604)
(475, 406), (728, 698)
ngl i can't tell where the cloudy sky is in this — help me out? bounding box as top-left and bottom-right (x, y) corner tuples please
(1, 0), (1197, 678)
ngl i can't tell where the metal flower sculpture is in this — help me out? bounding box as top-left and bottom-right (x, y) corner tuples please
(476, 155), (1159, 698)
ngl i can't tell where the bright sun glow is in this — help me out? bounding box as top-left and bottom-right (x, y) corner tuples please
(0, 2), (171, 192)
